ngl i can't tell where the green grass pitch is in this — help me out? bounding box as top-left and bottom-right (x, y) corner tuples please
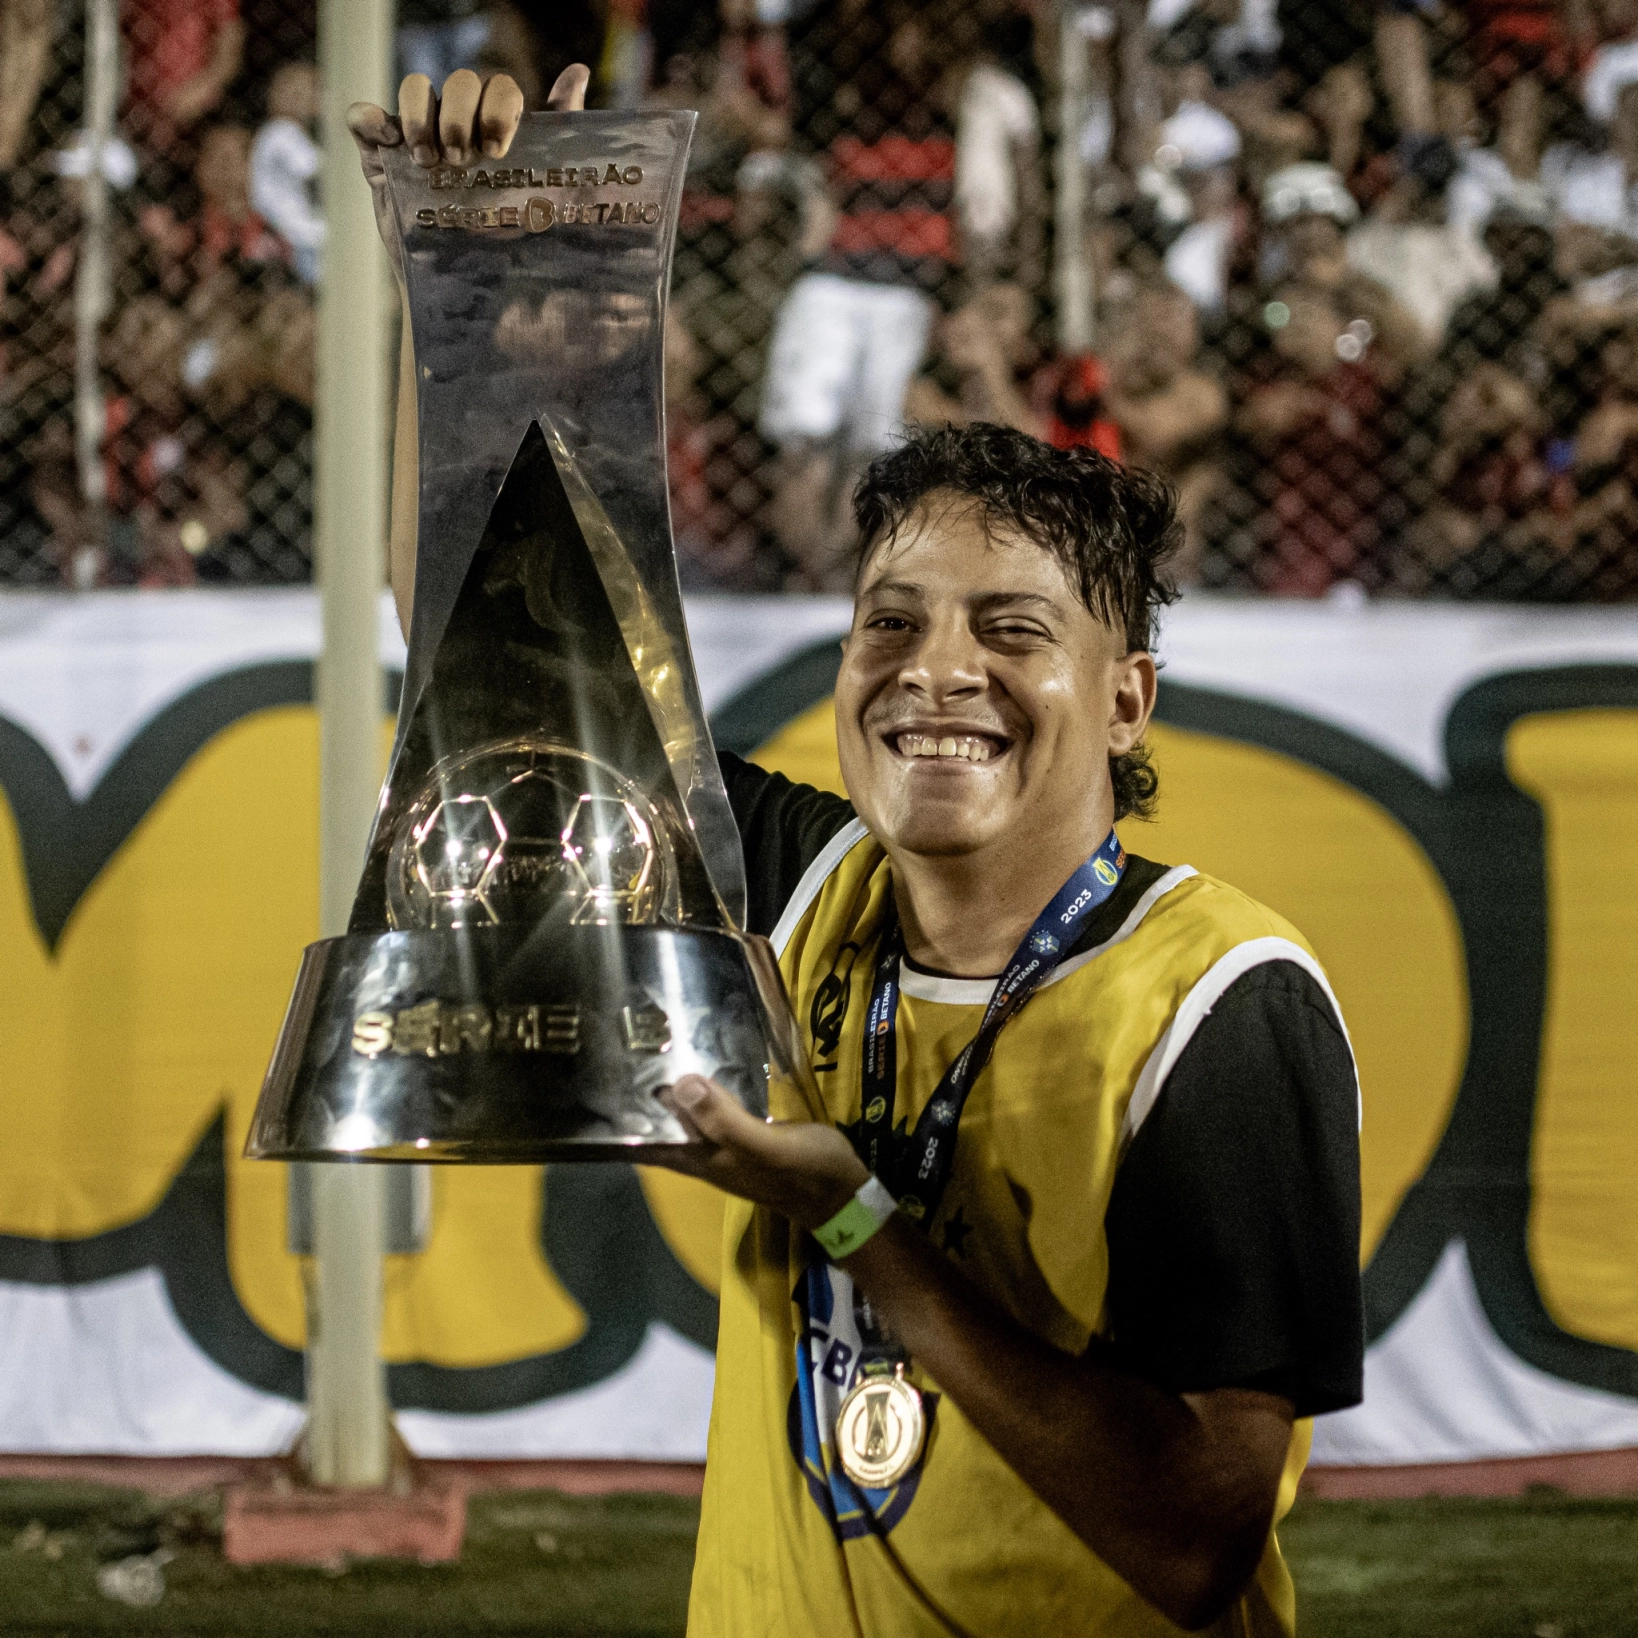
(1, 1480), (1634, 1636)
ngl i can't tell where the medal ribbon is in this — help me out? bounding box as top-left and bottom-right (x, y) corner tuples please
(856, 831), (1128, 1227)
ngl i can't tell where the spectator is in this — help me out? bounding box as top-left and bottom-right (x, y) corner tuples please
(1573, 315), (1638, 468)
(1162, 158), (1241, 313)
(1260, 160), (1428, 378)
(1403, 341), (1638, 598)
(904, 282), (1042, 433)
(249, 281), (315, 407)
(649, 36), (792, 214)
(1401, 359), (1557, 590)
(1464, 32), (1553, 217)
(1552, 314), (1638, 593)
(718, 1), (794, 127)
(250, 63), (323, 286)
(1154, 64), (1245, 313)
(664, 307), (777, 591)
(666, 148), (820, 591)
(142, 125), (288, 292)
(1542, 79), (1638, 296)
(1157, 64), (1243, 173)
(195, 126), (284, 273)
(1441, 200), (1564, 380)
(947, 18), (1042, 286)
(30, 294), (201, 584)
(903, 282), (1123, 461)
(666, 308), (717, 583)
(121, 0), (244, 156)
(1260, 160), (1361, 280)
(0, 0), (53, 170)
(31, 134), (141, 301)
(2, 173), (91, 581)
(759, 1), (956, 587)
(190, 276), (314, 582)
(1236, 281), (1389, 595)
(1347, 140), (1497, 346)
(397, 0), (490, 89)
(1104, 282), (1229, 580)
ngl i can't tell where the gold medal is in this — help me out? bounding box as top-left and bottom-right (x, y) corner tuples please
(835, 1362), (925, 1488)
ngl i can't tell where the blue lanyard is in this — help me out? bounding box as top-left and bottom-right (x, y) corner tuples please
(856, 832), (1128, 1227)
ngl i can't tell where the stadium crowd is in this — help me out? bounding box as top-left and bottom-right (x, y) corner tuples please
(2, 0), (1638, 598)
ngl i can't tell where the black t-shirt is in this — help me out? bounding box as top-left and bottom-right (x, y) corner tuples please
(720, 752), (1365, 1418)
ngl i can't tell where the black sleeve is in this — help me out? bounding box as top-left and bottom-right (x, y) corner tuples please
(1103, 961), (1364, 1418)
(718, 751), (858, 937)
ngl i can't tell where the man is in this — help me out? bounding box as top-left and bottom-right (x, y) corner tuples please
(1346, 146), (1495, 350)
(1237, 282), (1388, 597)
(757, 0), (960, 588)
(1103, 285), (1228, 584)
(121, 0), (244, 155)
(350, 69), (1363, 1637)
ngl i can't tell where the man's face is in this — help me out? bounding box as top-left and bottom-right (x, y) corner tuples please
(835, 495), (1156, 865)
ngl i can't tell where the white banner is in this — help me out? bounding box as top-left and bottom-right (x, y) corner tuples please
(2, 589), (1636, 1466)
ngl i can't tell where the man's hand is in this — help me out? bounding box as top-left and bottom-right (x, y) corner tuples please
(360, 64), (590, 636)
(651, 1074), (868, 1233)
(346, 65), (590, 262)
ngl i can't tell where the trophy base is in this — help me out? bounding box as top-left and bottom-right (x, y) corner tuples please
(245, 923), (789, 1163)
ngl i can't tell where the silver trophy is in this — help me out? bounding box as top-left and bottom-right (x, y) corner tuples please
(245, 111), (811, 1163)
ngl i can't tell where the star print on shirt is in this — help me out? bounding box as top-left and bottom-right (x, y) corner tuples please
(939, 1205), (973, 1258)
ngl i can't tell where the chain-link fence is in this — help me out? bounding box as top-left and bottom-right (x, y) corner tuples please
(3, 0), (1637, 597)
(1, 0), (318, 587)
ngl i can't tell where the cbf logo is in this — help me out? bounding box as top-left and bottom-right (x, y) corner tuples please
(1094, 857), (1121, 888)
(788, 1264), (934, 1541)
(1028, 929), (1060, 957)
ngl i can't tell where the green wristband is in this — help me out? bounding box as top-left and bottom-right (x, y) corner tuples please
(813, 1175), (898, 1260)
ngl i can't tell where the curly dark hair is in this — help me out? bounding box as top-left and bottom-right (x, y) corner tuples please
(852, 422), (1180, 820)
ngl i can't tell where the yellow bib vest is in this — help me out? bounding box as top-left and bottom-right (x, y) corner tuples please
(690, 824), (1352, 1638)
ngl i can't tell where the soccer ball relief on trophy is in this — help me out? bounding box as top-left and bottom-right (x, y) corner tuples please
(385, 739), (674, 932)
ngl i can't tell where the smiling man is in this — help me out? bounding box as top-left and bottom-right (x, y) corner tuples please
(678, 427), (1364, 1638)
(352, 71), (1363, 1638)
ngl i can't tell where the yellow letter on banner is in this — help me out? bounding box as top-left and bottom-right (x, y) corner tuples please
(1509, 709), (1638, 1353)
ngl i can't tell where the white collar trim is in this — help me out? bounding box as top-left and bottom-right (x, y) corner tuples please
(894, 865), (1198, 1006)
(898, 965), (997, 1005)
(769, 818), (872, 957)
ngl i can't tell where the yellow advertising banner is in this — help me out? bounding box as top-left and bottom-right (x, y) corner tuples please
(1, 593), (1636, 1464)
